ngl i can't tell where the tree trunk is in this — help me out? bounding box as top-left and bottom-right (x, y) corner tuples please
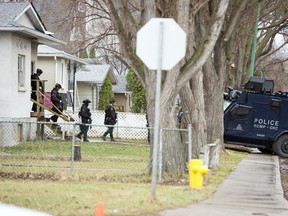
(179, 71), (207, 159)
(203, 42), (225, 145)
(36, 0), (288, 177)
(106, 0), (229, 175)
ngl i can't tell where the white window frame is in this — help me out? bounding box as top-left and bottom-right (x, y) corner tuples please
(18, 54), (25, 88)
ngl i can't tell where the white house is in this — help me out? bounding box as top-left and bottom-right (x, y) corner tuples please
(0, 0), (64, 145)
(37, 45), (87, 110)
(0, 0), (64, 120)
(75, 64), (117, 110)
(75, 63), (133, 112)
(112, 74), (132, 112)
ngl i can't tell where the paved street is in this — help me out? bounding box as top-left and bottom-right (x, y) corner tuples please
(158, 153), (288, 216)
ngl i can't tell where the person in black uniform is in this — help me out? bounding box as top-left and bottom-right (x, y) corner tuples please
(31, 69), (43, 112)
(50, 83), (63, 127)
(145, 112), (150, 143)
(177, 107), (183, 128)
(76, 99), (92, 142)
(102, 98), (117, 142)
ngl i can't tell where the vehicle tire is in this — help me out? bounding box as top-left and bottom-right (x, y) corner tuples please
(257, 147), (273, 154)
(273, 135), (288, 158)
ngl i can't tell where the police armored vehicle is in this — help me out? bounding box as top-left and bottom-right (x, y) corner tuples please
(224, 76), (288, 157)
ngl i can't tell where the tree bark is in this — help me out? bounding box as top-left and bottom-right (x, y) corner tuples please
(106, 0), (229, 174)
(34, 0), (288, 175)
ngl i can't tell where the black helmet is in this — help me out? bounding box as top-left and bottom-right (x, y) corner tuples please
(83, 99), (91, 104)
(55, 83), (62, 89)
(109, 98), (115, 104)
(36, 68), (43, 75)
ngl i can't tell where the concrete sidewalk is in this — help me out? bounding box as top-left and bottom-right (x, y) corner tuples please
(158, 152), (288, 216)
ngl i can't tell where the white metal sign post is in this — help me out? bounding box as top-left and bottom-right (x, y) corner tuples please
(136, 18), (186, 198)
(151, 21), (164, 198)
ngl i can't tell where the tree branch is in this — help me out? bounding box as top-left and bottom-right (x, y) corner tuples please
(223, 0), (249, 42)
(105, 0), (146, 84)
(177, 0), (229, 89)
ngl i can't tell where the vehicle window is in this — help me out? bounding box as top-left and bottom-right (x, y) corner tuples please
(224, 100), (231, 111)
(271, 99), (281, 108)
(230, 104), (252, 116)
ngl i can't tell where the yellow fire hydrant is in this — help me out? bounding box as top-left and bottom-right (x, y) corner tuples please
(189, 159), (209, 190)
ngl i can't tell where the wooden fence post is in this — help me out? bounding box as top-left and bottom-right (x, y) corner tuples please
(74, 145), (81, 161)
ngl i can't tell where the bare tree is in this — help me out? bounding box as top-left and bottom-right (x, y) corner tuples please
(202, 0), (288, 147)
(103, 0), (230, 174)
(104, 0), (288, 174)
(33, 0), (288, 175)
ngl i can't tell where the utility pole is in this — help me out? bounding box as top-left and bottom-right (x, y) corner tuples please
(248, 1), (261, 78)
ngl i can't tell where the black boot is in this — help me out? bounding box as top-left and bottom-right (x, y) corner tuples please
(102, 131), (108, 141)
(102, 135), (106, 141)
(76, 134), (82, 140)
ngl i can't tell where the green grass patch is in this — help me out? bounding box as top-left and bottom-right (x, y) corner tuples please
(0, 140), (150, 180)
(0, 140), (150, 157)
(0, 149), (247, 216)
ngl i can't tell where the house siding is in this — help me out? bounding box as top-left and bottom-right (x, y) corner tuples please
(17, 12), (36, 30)
(0, 32), (13, 117)
(0, 33), (32, 118)
(76, 82), (94, 110)
(0, 33), (37, 146)
(0, 1), (67, 146)
(31, 43), (38, 72)
(12, 34), (32, 118)
(55, 58), (68, 91)
(38, 57), (69, 93)
(114, 93), (130, 112)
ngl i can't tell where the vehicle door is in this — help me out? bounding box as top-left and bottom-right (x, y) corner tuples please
(224, 104), (253, 140)
(252, 98), (281, 140)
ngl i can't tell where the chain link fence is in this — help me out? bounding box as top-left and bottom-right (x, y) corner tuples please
(0, 112), (190, 181)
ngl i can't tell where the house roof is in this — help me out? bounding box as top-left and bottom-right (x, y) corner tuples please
(113, 74), (131, 93)
(38, 45), (87, 65)
(0, 0), (64, 45)
(76, 65), (117, 85)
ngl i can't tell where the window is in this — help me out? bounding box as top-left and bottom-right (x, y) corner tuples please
(230, 104), (252, 117)
(18, 55), (25, 87)
(271, 99), (281, 108)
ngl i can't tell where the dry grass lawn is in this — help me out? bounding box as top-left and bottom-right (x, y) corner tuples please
(0, 150), (247, 216)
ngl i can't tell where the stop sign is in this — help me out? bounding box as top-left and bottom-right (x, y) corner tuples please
(136, 18), (186, 70)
